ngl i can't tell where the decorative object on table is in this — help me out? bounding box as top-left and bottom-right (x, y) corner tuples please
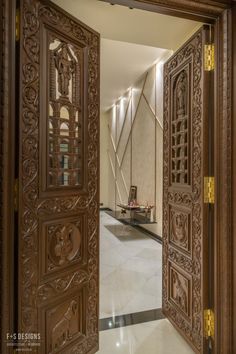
(128, 186), (137, 205)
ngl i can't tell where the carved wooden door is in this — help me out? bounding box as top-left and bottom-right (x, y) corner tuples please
(163, 27), (213, 353)
(18, 0), (99, 353)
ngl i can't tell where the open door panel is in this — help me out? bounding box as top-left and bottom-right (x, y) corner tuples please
(18, 0), (100, 353)
(163, 27), (213, 353)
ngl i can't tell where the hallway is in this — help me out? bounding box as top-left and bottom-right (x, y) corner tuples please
(98, 212), (194, 353)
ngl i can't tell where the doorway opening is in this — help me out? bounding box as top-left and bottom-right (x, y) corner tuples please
(3, 0), (231, 352)
(52, 1), (207, 353)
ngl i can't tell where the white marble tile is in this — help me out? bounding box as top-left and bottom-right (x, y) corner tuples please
(100, 248), (127, 267)
(114, 244), (146, 259)
(99, 211), (163, 317)
(121, 292), (162, 315)
(120, 256), (161, 277)
(99, 284), (137, 318)
(97, 319), (194, 354)
(101, 268), (148, 292)
(141, 274), (162, 298)
(135, 246), (162, 260)
(100, 264), (116, 280)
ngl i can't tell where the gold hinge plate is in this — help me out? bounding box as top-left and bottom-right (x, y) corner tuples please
(204, 177), (215, 204)
(14, 178), (19, 212)
(204, 309), (214, 339)
(16, 9), (20, 41)
(204, 44), (215, 71)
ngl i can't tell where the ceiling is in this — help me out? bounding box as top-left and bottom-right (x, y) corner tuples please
(100, 39), (171, 110)
(53, 0), (202, 111)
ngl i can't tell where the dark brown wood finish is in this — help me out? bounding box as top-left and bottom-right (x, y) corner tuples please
(18, 1), (100, 353)
(0, 1), (234, 354)
(162, 27), (211, 353)
(0, 0), (17, 353)
(233, 4), (236, 353)
(99, 0), (231, 21)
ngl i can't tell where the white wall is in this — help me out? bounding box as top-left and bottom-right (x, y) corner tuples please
(100, 111), (110, 208)
(100, 51), (172, 237)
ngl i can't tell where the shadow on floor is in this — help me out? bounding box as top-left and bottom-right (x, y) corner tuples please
(104, 224), (149, 241)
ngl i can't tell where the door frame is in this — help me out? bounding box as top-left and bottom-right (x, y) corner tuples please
(0, 0), (235, 353)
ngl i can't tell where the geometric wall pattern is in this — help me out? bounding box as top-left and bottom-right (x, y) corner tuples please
(106, 51), (172, 237)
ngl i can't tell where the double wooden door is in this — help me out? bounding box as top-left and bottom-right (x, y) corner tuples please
(16, 0), (213, 353)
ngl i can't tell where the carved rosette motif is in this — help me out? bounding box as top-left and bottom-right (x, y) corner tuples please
(20, 1), (99, 352)
(163, 30), (203, 351)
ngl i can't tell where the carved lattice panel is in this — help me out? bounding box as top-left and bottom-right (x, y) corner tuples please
(19, 1), (99, 353)
(47, 35), (83, 189)
(171, 64), (191, 185)
(163, 28), (209, 353)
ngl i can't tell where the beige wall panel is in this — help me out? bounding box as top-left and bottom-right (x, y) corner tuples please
(143, 65), (156, 114)
(108, 133), (116, 170)
(121, 139), (131, 197)
(108, 105), (117, 148)
(116, 163), (129, 204)
(155, 123), (163, 236)
(132, 96), (155, 205)
(105, 55), (169, 235)
(132, 75), (146, 121)
(117, 103), (132, 164)
(155, 62), (164, 127)
(107, 153), (116, 210)
(115, 182), (122, 207)
(116, 92), (131, 144)
(100, 112), (109, 207)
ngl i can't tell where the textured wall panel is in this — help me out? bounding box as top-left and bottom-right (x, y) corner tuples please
(143, 66), (156, 113)
(132, 96), (155, 205)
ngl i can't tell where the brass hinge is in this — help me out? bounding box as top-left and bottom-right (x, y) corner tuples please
(204, 176), (215, 204)
(16, 9), (20, 41)
(14, 178), (19, 212)
(204, 44), (215, 71)
(204, 309), (214, 339)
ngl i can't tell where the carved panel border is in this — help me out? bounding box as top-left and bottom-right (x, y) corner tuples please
(19, 1), (99, 353)
(163, 29), (203, 351)
(0, 1), (16, 353)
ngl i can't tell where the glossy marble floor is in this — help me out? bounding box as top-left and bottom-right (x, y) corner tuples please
(97, 319), (194, 354)
(98, 211), (194, 354)
(100, 211), (162, 318)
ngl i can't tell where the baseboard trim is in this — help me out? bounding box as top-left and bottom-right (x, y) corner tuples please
(99, 308), (165, 331)
(103, 209), (162, 244)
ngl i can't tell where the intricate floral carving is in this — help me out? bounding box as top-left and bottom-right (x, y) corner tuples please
(20, 0), (99, 352)
(163, 29), (203, 351)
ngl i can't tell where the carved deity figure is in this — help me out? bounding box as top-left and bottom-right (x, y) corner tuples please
(176, 71), (187, 116)
(172, 211), (187, 247)
(55, 46), (74, 97)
